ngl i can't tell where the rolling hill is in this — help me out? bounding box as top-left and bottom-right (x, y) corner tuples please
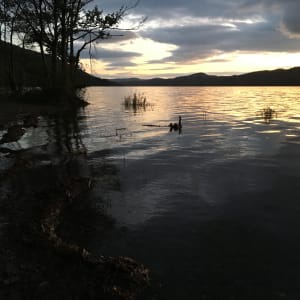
(113, 67), (300, 86)
(0, 41), (115, 88)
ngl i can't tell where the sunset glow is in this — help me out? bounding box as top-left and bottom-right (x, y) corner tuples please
(81, 0), (300, 79)
(82, 50), (300, 79)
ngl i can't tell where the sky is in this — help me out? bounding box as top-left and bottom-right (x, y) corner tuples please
(81, 0), (300, 79)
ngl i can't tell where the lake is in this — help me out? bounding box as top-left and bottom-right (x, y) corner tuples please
(77, 86), (300, 299)
(2, 86), (300, 299)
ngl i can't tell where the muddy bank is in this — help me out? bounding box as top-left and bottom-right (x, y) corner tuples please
(0, 110), (150, 300)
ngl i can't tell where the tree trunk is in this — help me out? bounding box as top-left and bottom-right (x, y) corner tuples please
(8, 19), (16, 93)
(51, 0), (59, 89)
(36, 0), (49, 87)
(60, 0), (68, 91)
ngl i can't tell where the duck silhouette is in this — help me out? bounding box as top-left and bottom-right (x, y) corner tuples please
(169, 116), (182, 132)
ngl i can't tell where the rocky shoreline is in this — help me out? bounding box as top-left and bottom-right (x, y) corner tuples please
(0, 106), (150, 299)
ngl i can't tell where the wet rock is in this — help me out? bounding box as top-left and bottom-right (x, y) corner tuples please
(23, 115), (38, 128)
(0, 125), (25, 144)
(34, 281), (50, 298)
(0, 147), (14, 154)
(0, 123), (150, 300)
(4, 262), (18, 275)
(63, 177), (94, 200)
(3, 276), (19, 285)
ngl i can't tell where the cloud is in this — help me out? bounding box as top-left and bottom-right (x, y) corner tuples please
(80, 46), (141, 60)
(88, 0), (300, 74)
(238, 0), (300, 36)
(142, 19), (300, 65)
(97, 30), (139, 43)
(94, 0), (300, 38)
(104, 61), (138, 70)
(79, 45), (141, 70)
(280, 3), (300, 37)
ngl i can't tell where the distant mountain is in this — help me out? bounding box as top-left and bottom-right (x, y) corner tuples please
(113, 67), (300, 86)
(0, 41), (116, 88)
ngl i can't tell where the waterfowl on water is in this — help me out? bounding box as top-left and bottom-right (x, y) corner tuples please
(169, 116), (182, 131)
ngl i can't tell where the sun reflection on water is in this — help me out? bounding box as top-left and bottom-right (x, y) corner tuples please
(82, 86), (300, 161)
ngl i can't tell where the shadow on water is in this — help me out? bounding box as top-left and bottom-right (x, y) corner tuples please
(0, 105), (150, 300)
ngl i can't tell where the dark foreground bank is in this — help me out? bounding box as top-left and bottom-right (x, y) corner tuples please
(0, 99), (150, 300)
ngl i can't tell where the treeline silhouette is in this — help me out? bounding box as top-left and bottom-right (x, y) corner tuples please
(0, 40), (114, 89)
(0, 0), (141, 99)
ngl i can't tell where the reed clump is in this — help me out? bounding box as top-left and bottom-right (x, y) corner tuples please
(263, 107), (276, 117)
(261, 107), (277, 123)
(124, 93), (148, 109)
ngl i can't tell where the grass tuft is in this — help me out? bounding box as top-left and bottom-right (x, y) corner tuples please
(124, 93), (148, 109)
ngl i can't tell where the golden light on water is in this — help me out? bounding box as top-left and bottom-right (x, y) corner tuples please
(82, 86), (300, 161)
(85, 84), (300, 133)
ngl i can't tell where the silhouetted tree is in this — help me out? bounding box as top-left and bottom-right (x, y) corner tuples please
(0, 0), (9, 42)
(0, 0), (24, 92)
(2, 0), (143, 97)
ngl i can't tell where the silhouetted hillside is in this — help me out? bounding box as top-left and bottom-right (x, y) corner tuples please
(114, 67), (300, 86)
(0, 41), (115, 88)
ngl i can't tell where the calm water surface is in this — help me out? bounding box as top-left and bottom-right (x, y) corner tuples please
(77, 86), (300, 299)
